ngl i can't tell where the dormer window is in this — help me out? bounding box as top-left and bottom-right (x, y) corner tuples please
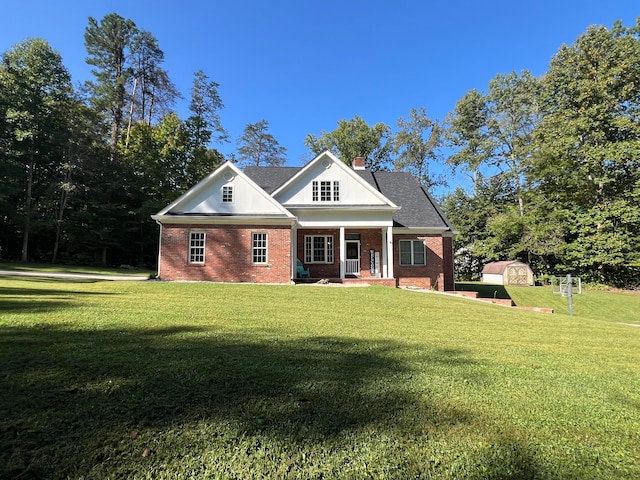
(312, 180), (340, 202)
(222, 185), (233, 203)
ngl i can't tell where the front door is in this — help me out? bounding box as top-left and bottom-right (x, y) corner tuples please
(345, 240), (360, 275)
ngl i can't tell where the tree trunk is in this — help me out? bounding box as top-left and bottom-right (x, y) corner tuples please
(110, 118), (119, 162)
(21, 155), (34, 262)
(125, 77), (138, 150)
(52, 156), (72, 264)
(518, 194), (525, 217)
(147, 82), (156, 126)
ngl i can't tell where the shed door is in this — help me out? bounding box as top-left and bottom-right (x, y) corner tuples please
(507, 266), (528, 286)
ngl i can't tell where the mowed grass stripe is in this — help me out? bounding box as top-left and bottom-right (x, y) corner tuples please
(1, 279), (639, 479)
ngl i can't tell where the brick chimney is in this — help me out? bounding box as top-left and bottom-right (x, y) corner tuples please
(353, 157), (365, 170)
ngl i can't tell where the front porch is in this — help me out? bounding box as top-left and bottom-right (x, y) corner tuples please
(292, 227), (394, 282)
(291, 226), (453, 292)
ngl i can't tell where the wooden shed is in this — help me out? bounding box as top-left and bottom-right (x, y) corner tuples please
(481, 261), (535, 286)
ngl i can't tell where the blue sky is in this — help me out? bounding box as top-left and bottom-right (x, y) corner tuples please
(1, 1), (638, 191)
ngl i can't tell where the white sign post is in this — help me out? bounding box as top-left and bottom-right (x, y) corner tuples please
(567, 274), (573, 317)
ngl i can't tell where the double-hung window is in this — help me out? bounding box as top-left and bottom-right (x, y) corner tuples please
(312, 181), (340, 202)
(252, 233), (267, 264)
(222, 185), (233, 203)
(189, 232), (205, 264)
(304, 235), (334, 263)
(399, 239), (426, 266)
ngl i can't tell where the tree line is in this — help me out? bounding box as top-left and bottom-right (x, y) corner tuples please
(300, 20), (640, 288)
(1, 13), (639, 287)
(0, 13), (287, 268)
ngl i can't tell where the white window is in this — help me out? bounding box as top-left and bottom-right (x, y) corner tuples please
(312, 181), (340, 202)
(304, 235), (334, 263)
(189, 232), (205, 264)
(252, 233), (267, 264)
(222, 185), (233, 203)
(399, 240), (426, 266)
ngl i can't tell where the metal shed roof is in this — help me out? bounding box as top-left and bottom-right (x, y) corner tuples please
(481, 261), (528, 275)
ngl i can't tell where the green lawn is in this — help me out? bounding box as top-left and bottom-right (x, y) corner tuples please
(457, 281), (640, 320)
(1, 278), (639, 479)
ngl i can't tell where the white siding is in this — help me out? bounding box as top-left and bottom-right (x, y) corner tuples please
(275, 160), (387, 206)
(482, 273), (505, 285)
(176, 167), (285, 215)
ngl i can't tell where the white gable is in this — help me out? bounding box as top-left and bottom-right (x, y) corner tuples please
(272, 151), (396, 207)
(155, 162), (292, 218)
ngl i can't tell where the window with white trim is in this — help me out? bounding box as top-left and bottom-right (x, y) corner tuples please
(189, 232), (205, 264)
(312, 180), (340, 202)
(304, 235), (334, 263)
(222, 184), (233, 203)
(399, 240), (426, 266)
(252, 232), (267, 264)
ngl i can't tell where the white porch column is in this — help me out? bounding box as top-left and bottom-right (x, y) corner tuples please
(339, 227), (345, 279)
(386, 226), (394, 279)
(291, 224), (297, 280)
(381, 227), (388, 278)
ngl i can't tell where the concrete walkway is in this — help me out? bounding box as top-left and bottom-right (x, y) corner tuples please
(0, 269), (151, 281)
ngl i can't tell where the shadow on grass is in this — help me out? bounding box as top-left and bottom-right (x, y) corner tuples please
(456, 282), (512, 300)
(0, 275), (105, 284)
(0, 325), (542, 478)
(0, 285), (115, 314)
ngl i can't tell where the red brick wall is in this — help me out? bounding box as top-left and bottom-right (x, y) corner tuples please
(159, 224), (291, 283)
(158, 225), (454, 288)
(394, 234), (449, 291)
(442, 236), (454, 291)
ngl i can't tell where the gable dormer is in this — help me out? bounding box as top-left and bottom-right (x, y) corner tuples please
(272, 151), (397, 208)
(152, 161), (294, 224)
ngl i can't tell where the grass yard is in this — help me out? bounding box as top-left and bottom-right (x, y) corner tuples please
(1, 277), (639, 479)
(457, 281), (640, 320)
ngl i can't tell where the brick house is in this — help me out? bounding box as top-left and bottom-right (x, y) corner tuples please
(152, 151), (456, 290)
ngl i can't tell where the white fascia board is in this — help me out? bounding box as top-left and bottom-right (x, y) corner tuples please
(151, 215), (296, 226)
(297, 219), (394, 228)
(271, 150), (398, 208)
(287, 205), (399, 213)
(393, 227), (452, 234)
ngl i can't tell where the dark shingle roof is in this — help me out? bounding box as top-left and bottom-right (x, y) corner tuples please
(244, 165), (453, 231)
(360, 171), (453, 230)
(244, 166), (301, 194)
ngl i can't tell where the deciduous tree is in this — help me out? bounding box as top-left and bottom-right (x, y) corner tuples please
(445, 71), (543, 266)
(305, 115), (393, 171)
(0, 38), (73, 261)
(532, 20), (640, 284)
(393, 107), (444, 188)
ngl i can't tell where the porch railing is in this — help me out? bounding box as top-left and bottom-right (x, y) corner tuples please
(345, 259), (360, 275)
